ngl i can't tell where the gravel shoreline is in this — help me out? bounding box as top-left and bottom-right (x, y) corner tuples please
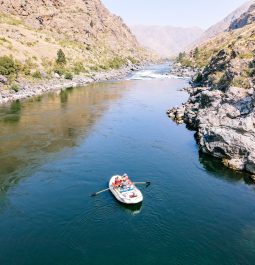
(0, 65), (140, 105)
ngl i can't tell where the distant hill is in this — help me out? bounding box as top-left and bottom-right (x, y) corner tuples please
(130, 25), (204, 58)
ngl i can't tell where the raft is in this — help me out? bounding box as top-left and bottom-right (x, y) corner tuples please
(109, 175), (143, 204)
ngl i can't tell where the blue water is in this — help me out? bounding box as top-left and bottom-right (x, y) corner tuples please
(0, 64), (255, 265)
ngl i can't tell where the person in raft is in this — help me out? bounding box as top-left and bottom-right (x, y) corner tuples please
(113, 176), (122, 187)
(122, 174), (133, 188)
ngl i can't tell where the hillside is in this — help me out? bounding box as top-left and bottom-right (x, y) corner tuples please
(177, 8), (255, 90)
(193, 0), (255, 45)
(130, 25), (203, 57)
(0, 0), (148, 85)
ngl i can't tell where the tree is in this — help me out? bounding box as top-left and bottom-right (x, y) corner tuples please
(194, 47), (199, 59)
(56, 49), (66, 65)
(177, 52), (186, 63)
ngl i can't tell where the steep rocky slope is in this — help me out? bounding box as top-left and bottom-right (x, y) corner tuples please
(130, 25), (203, 57)
(229, 4), (255, 30)
(194, 0), (255, 45)
(0, 0), (148, 79)
(169, 3), (255, 175)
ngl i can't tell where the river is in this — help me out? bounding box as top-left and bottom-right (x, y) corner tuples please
(0, 64), (255, 265)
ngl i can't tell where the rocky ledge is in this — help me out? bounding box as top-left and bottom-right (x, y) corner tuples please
(167, 86), (255, 174)
(0, 65), (139, 105)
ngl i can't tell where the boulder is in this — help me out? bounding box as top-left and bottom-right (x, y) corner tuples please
(0, 75), (7, 84)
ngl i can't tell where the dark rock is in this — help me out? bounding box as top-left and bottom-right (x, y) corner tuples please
(0, 75), (7, 84)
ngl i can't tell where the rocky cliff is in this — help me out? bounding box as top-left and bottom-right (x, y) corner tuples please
(229, 4), (255, 30)
(168, 86), (255, 174)
(130, 25), (203, 57)
(0, 0), (148, 77)
(169, 2), (255, 175)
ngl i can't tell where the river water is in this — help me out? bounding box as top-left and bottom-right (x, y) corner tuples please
(0, 64), (255, 265)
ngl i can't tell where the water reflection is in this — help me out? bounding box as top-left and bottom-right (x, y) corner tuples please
(199, 152), (252, 184)
(0, 101), (22, 123)
(0, 83), (125, 192)
(119, 202), (143, 215)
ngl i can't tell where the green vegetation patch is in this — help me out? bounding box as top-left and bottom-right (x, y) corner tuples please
(10, 84), (20, 92)
(0, 13), (23, 26)
(56, 49), (67, 65)
(0, 56), (18, 76)
(32, 70), (42, 79)
(64, 72), (73, 80)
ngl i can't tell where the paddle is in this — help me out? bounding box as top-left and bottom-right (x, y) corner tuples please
(91, 188), (110, 197)
(134, 181), (151, 187)
(91, 181), (151, 197)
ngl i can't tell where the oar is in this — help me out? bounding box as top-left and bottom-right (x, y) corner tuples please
(134, 181), (151, 187)
(91, 181), (151, 197)
(91, 188), (110, 197)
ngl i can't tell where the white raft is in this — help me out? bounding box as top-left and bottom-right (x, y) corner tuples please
(109, 175), (143, 205)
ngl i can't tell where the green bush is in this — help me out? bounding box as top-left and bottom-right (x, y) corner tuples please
(65, 72), (73, 80)
(107, 57), (126, 69)
(32, 70), (42, 79)
(90, 65), (100, 72)
(0, 56), (17, 76)
(56, 49), (66, 65)
(193, 72), (203, 84)
(54, 65), (66, 76)
(10, 84), (19, 92)
(73, 61), (85, 74)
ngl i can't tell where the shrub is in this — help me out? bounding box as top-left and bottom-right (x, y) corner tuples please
(56, 49), (66, 65)
(23, 68), (31, 76)
(127, 56), (138, 65)
(193, 72), (203, 84)
(65, 72), (73, 80)
(54, 65), (66, 76)
(32, 70), (42, 79)
(193, 47), (199, 60)
(107, 57), (126, 69)
(73, 61), (85, 74)
(0, 56), (17, 76)
(10, 84), (19, 92)
(90, 65), (100, 72)
(248, 60), (255, 77)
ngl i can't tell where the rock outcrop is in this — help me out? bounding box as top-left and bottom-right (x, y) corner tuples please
(229, 4), (255, 30)
(167, 86), (255, 174)
(171, 1), (255, 175)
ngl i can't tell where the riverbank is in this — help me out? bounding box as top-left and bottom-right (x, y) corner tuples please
(167, 78), (255, 176)
(0, 65), (141, 105)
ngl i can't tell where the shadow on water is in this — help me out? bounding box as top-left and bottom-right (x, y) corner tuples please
(199, 152), (252, 184)
(184, 123), (253, 185)
(0, 83), (126, 193)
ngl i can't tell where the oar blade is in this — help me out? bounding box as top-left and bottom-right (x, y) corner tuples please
(146, 181), (151, 187)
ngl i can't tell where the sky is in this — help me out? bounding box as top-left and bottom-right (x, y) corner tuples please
(101, 0), (248, 29)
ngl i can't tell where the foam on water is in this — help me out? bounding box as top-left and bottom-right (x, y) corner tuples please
(127, 66), (185, 81)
